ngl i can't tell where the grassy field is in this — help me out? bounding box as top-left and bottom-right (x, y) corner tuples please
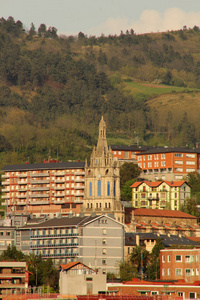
(123, 81), (199, 98)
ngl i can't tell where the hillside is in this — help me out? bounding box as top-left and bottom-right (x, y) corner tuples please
(0, 17), (200, 167)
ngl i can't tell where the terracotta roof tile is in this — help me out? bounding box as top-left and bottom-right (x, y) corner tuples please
(133, 208), (197, 219)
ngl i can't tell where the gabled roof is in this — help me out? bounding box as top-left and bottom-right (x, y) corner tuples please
(130, 180), (189, 188)
(60, 261), (93, 271)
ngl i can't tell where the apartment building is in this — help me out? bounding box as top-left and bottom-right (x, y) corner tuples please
(1, 161), (85, 218)
(160, 248), (200, 283)
(111, 145), (150, 164)
(0, 226), (16, 254)
(131, 180), (191, 210)
(136, 147), (200, 181)
(0, 261), (28, 296)
(17, 214), (125, 274)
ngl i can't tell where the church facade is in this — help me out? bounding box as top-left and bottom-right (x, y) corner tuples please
(82, 116), (124, 223)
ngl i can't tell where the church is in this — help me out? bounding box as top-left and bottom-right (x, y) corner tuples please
(82, 116), (124, 223)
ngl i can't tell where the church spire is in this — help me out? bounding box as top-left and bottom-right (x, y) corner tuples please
(96, 116), (108, 155)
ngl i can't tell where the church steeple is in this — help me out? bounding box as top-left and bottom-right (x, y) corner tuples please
(96, 116), (108, 155)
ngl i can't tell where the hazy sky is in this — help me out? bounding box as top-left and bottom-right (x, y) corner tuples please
(1, 0), (200, 36)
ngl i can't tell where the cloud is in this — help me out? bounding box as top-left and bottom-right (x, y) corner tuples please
(88, 8), (200, 36)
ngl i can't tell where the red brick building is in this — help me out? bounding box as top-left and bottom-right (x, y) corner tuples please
(160, 248), (200, 283)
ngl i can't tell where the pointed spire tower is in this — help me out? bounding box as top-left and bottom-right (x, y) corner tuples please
(83, 116), (124, 223)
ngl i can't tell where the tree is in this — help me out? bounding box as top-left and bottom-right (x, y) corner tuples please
(147, 237), (164, 280)
(0, 245), (25, 261)
(130, 245), (149, 275)
(38, 23), (46, 37)
(119, 261), (137, 281)
(121, 178), (136, 201)
(120, 162), (141, 188)
(29, 23), (36, 37)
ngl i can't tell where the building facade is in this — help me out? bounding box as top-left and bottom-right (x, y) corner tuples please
(0, 261), (28, 297)
(17, 214), (125, 274)
(160, 248), (200, 283)
(59, 261), (106, 296)
(131, 180), (191, 210)
(83, 117), (124, 223)
(136, 147), (200, 181)
(1, 161), (85, 218)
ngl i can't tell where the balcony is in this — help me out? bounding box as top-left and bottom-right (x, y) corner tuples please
(74, 192), (84, 196)
(18, 174), (28, 178)
(17, 195), (27, 199)
(29, 200), (50, 205)
(30, 180), (50, 184)
(74, 185), (84, 190)
(55, 193), (65, 197)
(74, 171), (85, 176)
(18, 180), (28, 185)
(74, 178), (85, 183)
(2, 181), (10, 185)
(2, 174), (9, 178)
(55, 172), (65, 176)
(18, 187), (28, 192)
(16, 200), (27, 205)
(55, 179), (65, 183)
(30, 187), (49, 191)
(54, 186), (65, 190)
(2, 195), (10, 199)
(30, 172), (49, 177)
(30, 193), (49, 198)
(54, 199), (65, 204)
(2, 188), (10, 192)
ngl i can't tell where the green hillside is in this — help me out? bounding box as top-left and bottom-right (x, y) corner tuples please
(0, 17), (200, 167)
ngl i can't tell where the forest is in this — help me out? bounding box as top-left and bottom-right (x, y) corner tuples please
(0, 17), (200, 168)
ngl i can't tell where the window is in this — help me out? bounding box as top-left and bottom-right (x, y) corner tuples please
(124, 151), (129, 159)
(148, 155), (152, 160)
(185, 255), (191, 262)
(175, 153), (183, 157)
(148, 162), (152, 168)
(151, 292), (158, 295)
(186, 168), (196, 172)
(102, 259), (107, 265)
(176, 268), (182, 276)
(98, 180), (101, 196)
(185, 269), (191, 276)
(175, 160), (183, 164)
(89, 182), (92, 196)
(103, 229), (107, 235)
(196, 269), (199, 276)
(189, 292), (196, 299)
(168, 268), (171, 276)
(176, 255), (182, 262)
(168, 255), (171, 262)
(107, 181), (110, 196)
(102, 239), (107, 245)
(162, 269), (165, 276)
(175, 168), (183, 172)
(102, 248), (107, 254)
(196, 255), (199, 262)
(186, 154), (195, 158)
(178, 292), (183, 297)
(186, 161), (195, 165)
(162, 255), (165, 262)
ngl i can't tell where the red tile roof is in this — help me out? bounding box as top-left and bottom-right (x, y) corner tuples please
(131, 180), (188, 188)
(133, 208), (197, 219)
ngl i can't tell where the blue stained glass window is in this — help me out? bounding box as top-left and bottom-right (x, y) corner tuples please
(98, 180), (101, 196)
(89, 182), (92, 196)
(107, 181), (110, 196)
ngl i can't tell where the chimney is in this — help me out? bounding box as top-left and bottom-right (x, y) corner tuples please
(136, 234), (140, 246)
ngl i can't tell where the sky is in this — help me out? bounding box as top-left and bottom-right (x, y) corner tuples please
(1, 0), (200, 37)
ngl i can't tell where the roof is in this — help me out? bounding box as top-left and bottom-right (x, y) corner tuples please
(133, 208), (197, 219)
(60, 261), (93, 271)
(2, 161), (85, 172)
(136, 147), (200, 155)
(160, 234), (200, 247)
(130, 180), (188, 188)
(21, 215), (98, 229)
(125, 232), (159, 246)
